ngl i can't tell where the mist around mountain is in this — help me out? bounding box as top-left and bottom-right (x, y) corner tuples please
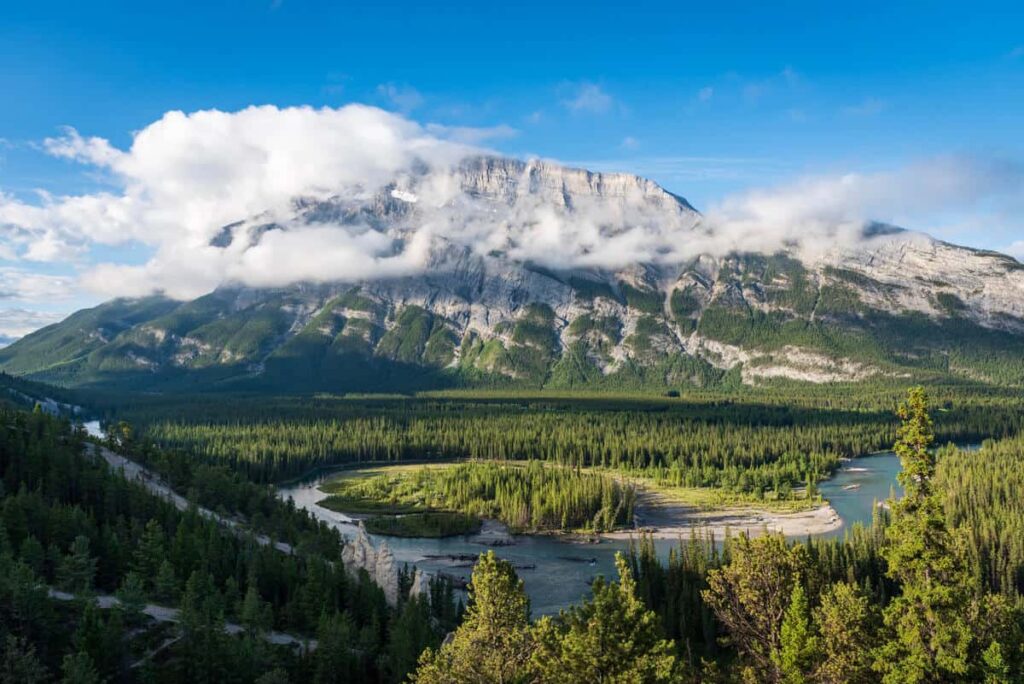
(3, 156), (1024, 394)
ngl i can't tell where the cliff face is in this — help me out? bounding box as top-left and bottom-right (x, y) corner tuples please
(4, 156), (1024, 391)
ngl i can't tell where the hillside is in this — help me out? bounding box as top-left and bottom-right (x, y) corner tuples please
(3, 157), (1024, 393)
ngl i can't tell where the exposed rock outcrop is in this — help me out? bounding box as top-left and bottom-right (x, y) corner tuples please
(340, 522), (416, 607)
(4, 156), (1024, 390)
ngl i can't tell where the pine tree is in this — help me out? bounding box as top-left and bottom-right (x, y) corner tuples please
(255, 669), (291, 684)
(240, 582), (272, 636)
(71, 603), (122, 679)
(981, 641), (1010, 684)
(179, 570), (228, 684)
(702, 533), (805, 681)
(116, 572), (147, 623)
(153, 559), (179, 603)
(812, 582), (877, 684)
(0, 636), (49, 684)
(313, 613), (358, 684)
(412, 551), (532, 684)
(18, 536), (45, 577)
(387, 596), (439, 682)
(132, 520), (166, 584)
(529, 553), (678, 683)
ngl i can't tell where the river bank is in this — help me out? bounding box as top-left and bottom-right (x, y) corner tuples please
(602, 488), (841, 541)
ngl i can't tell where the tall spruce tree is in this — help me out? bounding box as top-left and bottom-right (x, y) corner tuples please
(873, 387), (973, 682)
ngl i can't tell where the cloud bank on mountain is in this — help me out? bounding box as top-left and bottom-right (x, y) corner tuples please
(0, 104), (1022, 300)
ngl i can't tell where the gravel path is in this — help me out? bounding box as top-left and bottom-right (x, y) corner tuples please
(48, 588), (317, 652)
(92, 444), (294, 555)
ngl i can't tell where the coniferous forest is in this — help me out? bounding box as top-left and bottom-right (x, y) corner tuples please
(319, 461), (635, 534)
(3, 384), (1024, 682)
(0, 404), (461, 683)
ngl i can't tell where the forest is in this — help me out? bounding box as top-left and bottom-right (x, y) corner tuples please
(406, 389), (1024, 682)
(319, 461), (635, 534)
(4, 382), (1024, 682)
(0, 404), (462, 683)
(110, 385), (1024, 505)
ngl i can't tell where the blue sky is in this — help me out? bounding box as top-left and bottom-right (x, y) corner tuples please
(0, 0), (1022, 335)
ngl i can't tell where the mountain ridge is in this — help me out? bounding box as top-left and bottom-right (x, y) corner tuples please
(3, 156), (1024, 392)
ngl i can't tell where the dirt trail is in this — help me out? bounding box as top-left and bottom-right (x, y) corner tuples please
(48, 588), (317, 653)
(92, 444), (294, 555)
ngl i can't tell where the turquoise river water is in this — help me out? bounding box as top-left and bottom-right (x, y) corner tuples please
(277, 449), (939, 614)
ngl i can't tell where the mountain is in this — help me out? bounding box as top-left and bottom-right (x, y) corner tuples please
(4, 156), (1024, 393)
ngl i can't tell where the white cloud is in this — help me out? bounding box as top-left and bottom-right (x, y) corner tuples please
(0, 308), (64, 340)
(702, 156), (1024, 258)
(0, 268), (76, 302)
(424, 123), (518, 145)
(376, 83), (424, 113)
(620, 136), (639, 150)
(1004, 241), (1024, 259)
(560, 82), (613, 114)
(2, 104), (1023, 304)
(697, 86), (714, 102)
(740, 68), (803, 103)
(44, 127), (124, 166)
(0, 105), (494, 297)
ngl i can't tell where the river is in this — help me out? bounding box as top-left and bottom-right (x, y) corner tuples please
(277, 449), (932, 614)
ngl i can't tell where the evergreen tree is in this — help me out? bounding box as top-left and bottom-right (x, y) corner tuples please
(18, 536), (45, 577)
(413, 551), (532, 684)
(255, 668), (291, 684)
(772, 580), (817, 684)
(0, 635), (49, 684)
(312, 613), (358, 684)
(529, 553), (678, 683)
(812, 582), (877, 684)
(115, 572), (147, 623)
(57, 535), (97, 595)
(874, 387), (974, 682)
(178, 570), (228, 684)
(981, 641), (1010, 684)
(132, 519), (166, 584)
(702, 533), (804, 682)
(60, 652), (103, 684)
(71, 604), (122, 680)
(153, 559), (179, 603)
(240, 582), (272, 636)
(387, 595), (439, 682)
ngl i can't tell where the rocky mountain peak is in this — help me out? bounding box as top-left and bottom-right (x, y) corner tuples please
(3, 158), (1024, 393)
